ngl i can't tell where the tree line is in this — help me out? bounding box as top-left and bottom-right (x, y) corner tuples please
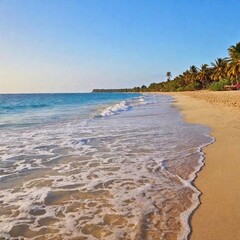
(93, 42), (240, 92)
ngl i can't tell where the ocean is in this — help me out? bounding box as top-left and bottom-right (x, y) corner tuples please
(0, 93), (213, 240)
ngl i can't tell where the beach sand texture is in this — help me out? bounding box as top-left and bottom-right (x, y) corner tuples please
(169, 91), (240, 240)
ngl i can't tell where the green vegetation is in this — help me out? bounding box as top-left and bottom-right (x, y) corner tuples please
(209, 79), (230, 91)
(92, 42), (240, 93)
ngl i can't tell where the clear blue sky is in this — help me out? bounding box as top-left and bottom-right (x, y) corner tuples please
(0, 0), (240, 93)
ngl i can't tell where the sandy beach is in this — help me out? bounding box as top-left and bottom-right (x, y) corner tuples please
(166, 91), (240, 240)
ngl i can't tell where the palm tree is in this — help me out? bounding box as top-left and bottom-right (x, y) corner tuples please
(166, 72), (172, 81)
(197, 64), (210, 86)
(189, 65), (198, 83)
(227, 42), (240, 83)
(210, 58), (228, 81)
(177, 74), (186, 86)
(182, 70), (191, 85)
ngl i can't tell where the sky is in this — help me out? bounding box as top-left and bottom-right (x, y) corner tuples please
(0, 0), (240, 93)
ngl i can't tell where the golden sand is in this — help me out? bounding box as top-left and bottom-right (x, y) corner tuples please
(165, 91), (240, 240)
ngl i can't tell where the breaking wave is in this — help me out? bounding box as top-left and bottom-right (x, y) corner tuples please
(98, 96), (146, 117)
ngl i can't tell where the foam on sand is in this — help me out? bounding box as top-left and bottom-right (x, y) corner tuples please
(0, 94), (213, 240)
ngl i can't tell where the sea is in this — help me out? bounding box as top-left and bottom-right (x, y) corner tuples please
(0, 93), (213, 240)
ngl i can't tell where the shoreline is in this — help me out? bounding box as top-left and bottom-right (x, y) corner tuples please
(162, 91), (240, 239)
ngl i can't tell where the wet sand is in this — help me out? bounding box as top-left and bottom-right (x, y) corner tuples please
(166, 91), (240, 240)
(1, 94), (212, 240)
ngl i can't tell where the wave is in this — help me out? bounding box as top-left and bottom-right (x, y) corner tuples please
(0, 94), (215, 240)
(98, 101), (130, 117)
(97, 96), (146, 117)
(1, 104), (49, 112)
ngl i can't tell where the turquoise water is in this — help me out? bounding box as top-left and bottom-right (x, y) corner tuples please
(0, 93), (213, 240)
(0, 93), (141, 128)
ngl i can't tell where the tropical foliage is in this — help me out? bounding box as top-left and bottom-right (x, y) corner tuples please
(209, 79), (230, 91)
(140, 42), (240, 92)
(93, 42), (240, 92)
(227, 43), (240, 82)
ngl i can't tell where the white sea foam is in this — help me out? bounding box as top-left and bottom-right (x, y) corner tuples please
(98, 101), (130, 117)
(0, 94), (214, 240)
(98, 96), (146, 117)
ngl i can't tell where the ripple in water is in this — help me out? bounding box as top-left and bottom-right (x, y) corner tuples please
(0, 94), (213, 240)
